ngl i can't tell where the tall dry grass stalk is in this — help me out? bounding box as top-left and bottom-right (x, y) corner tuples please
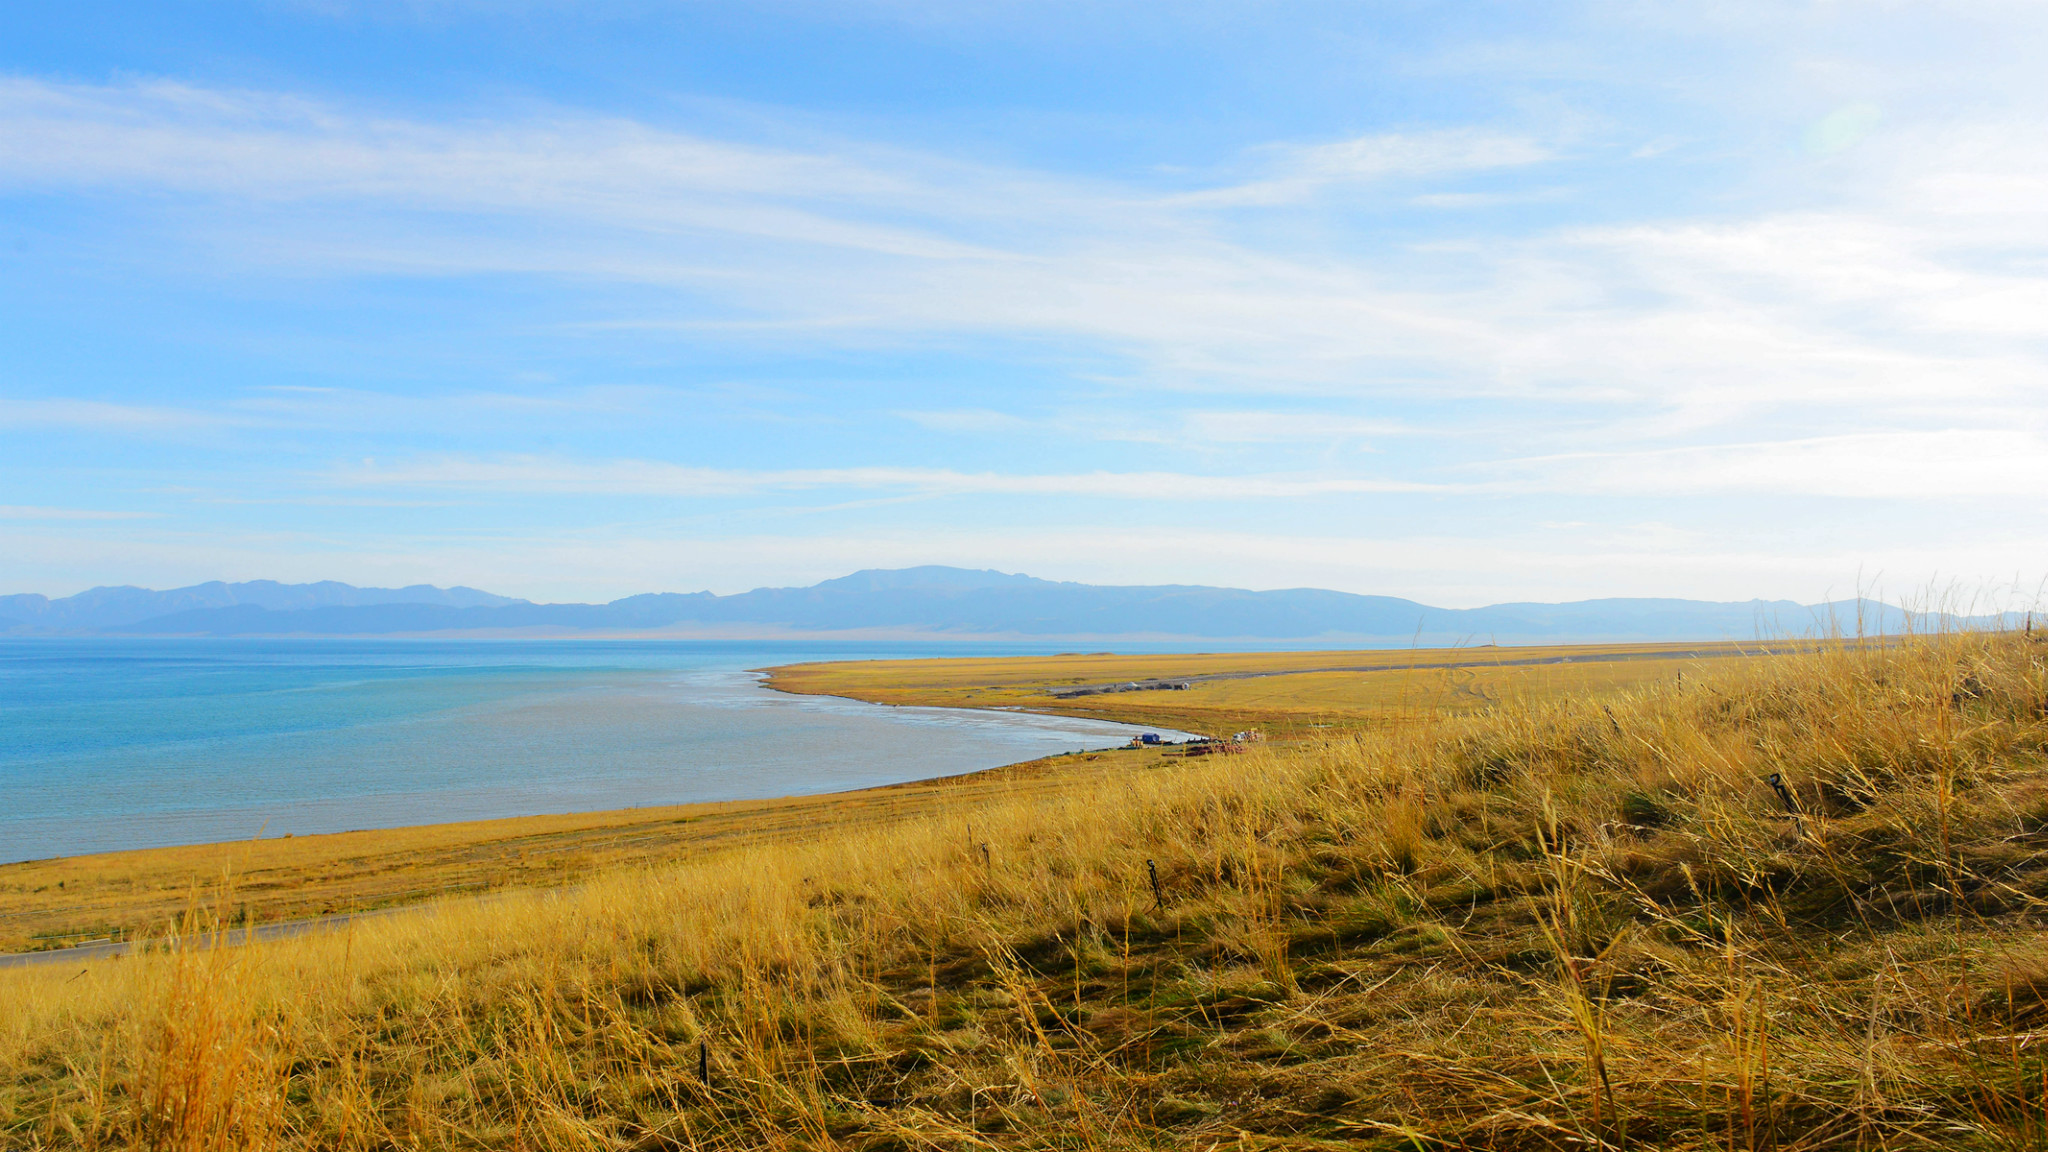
(8, 626), (2048, 1148)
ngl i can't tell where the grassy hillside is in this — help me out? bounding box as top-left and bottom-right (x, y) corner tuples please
(8, 630), (2048, 1149)
(0, 750), (1180, 956)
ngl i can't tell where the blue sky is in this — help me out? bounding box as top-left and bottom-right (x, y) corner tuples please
(2, 1), (2044, 606)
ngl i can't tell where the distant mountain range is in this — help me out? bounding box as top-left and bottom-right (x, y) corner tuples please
(0, 579), (520, 633)
(0, 567), (2000, 644)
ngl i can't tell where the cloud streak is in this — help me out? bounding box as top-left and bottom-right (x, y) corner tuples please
(0, 81), (2010, 387)
(0, 397), (237, 432)
(332, 455), (1442, 499)
(3, 72), (2045, 444)
(0, 505), (155, 520)
(334, 425), (2048, 504)
(1170, 128), (1553, 207)
(1491, 430), (2048, 499)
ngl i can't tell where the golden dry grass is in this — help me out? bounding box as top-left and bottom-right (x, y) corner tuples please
(764, 639), (1811, 736)
(9, 629), (2048, 1149)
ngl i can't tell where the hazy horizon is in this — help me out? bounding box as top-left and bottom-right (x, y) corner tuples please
(6, 567), (2022, 647)
(0, 565), (1980, 608)
(5, 564), (2042, 617)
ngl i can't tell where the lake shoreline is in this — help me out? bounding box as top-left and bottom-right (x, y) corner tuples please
(0, 638), (1190, 862)
(0, 739), (1182, 955)
(0, 661), (1193, 955)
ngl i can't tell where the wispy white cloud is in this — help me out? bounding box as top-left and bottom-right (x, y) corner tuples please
(896, 409), (1035, 434)
(0, 387), (675, 439)
(0, 398), (235, 431)
(331, 454), (1442, 499)
(364, 427), (2048, 505)
(0, 505), (155, 520)
(7, 73), (2046, 436)
(1409, 186), (1573, 209)
(1170, 128), (1553, 207)
(0, 77), (997, 259)
(900, 408), (1413, 446)
(1493, 430), (2048, 499)
(1086, 410), (1413, 447)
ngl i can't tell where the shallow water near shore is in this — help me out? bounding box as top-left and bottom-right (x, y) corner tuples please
(0, 638), (1195, 861)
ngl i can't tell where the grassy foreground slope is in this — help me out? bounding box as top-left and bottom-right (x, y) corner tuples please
(9, 632), (2048, 1149)
(0, 752), (1176, 956)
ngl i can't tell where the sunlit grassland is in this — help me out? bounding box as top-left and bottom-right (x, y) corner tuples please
(764, 639), (1806, 736)
(9, 630), (2048, 1148)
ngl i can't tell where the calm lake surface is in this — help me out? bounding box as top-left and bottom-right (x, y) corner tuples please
(0, 639), (1195, 861)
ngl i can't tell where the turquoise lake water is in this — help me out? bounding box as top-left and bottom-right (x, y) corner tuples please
(0, 639), (1195, 861)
